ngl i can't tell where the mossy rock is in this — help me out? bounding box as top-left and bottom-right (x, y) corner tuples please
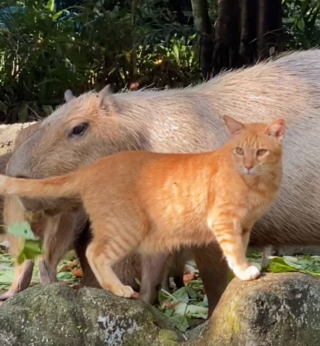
(0, 283), (183, 346)
(2, 273), (320, 346)
(186, 273), (320, 346)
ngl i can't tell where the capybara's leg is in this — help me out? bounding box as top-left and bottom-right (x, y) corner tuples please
(0, 259), (34, 301)
(139, 253), (167, 304)
(39, 213), (75, 284)
(192, 243), (229, 318)
(1, 196), (35, 298)
(73, 222), (101, 288)
(161, 266), (171, 293)
(161, 250), (186, 293)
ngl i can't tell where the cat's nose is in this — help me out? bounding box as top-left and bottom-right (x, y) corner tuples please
(244, 164), (254, 171)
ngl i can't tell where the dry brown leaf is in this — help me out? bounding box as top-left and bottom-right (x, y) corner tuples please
(183, 273), (196, 284)
(59, 259), (79, 272)
(71, 268), (83, 278)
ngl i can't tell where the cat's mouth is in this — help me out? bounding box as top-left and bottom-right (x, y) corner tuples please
(241, 169), (257, 176)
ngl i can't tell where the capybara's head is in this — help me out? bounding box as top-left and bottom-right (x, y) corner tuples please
(7, 86), (147, 182)
(6, 87), (148, 213)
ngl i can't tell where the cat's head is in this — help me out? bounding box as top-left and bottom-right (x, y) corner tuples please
(223, 115), (286, 177)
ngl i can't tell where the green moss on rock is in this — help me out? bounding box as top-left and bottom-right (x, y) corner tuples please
(0, 284), (183, 346)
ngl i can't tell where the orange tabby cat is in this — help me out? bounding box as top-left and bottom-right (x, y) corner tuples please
(0, 116), (286, 298)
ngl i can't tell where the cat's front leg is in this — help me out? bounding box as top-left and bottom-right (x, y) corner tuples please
(85, 240), (135, 298)
(210, 216), (260, 281)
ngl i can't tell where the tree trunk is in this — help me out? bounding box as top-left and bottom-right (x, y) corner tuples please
(213, 0), (283, 75)
(130, 0), (139, 89)
(239, 0), (258, 65)
(212, 0), (241, 75)
(257, 0), (283, 60)
(191, 0), (214, 80)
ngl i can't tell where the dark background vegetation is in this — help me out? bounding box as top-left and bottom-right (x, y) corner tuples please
(0, 0), (319, 123)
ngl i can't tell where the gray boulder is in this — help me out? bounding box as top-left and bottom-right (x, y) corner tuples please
(0, 283), (183, 346)
(186, 273), (320, 346)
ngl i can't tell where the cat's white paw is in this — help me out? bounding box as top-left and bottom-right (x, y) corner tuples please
(113, 285), (135, 298)
(235, 265), (261, 281)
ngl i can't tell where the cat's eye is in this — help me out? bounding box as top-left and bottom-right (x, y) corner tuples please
(256, 149), (268, 156)
(235, 147), (244, 155)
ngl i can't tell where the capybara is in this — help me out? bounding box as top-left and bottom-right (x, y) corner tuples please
(7, 49), (320, 315)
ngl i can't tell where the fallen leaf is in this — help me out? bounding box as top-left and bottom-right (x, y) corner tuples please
(7, 221), (38, 240)
(183, 273), (196, 284)
(57, 271), (77, 282)
(185, 304), (208, 319)
(71, 268), (83, 278)
(17, 239), (44, 264)
(172, 287), (189, 304)
(59, 259), (79, 272)
(169, 314), (189, 332)
(72, 284), (81, 290)
(60, 281), (71, 285)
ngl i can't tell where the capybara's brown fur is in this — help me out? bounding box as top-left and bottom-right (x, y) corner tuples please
(0, 152), (37, 300)
(8, 49), (320, 314)
(0, 153), (11, 233)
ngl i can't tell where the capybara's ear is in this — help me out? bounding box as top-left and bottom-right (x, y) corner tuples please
(64, 89), (75, 103)
(98, 85), (113, 98)
(97, 85), (119, 116)
(223, 115), (245, 138)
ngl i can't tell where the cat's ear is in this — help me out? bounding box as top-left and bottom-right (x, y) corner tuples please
(265, 119), (286, 143)
(223, 115), (245, 138)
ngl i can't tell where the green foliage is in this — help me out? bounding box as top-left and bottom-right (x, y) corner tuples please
(0, 0), (320, 124)
(6, 221), (44, 264)
(0, 0), (201, 123)
(282, 0), (320, 49)
(266, 255), (320, 277)
(7, 221), (38, 240)
(158, 277), (208, 332)
(16, 240), (43, 264)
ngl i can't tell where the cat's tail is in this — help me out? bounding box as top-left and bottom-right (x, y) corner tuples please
(0, 173), (80, 199)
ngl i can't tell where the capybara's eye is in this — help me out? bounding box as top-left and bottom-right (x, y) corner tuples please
(69, 123), (89, 138)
